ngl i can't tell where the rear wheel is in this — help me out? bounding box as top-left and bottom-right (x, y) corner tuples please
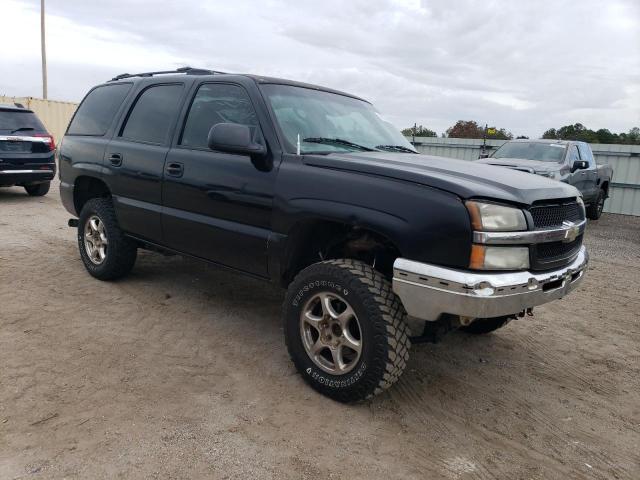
(459, 316), (511, 334)
(587, 189), (605, 220)
(283, 259), (410, 402)
(78, 198), (137, 280)
(24, 182), (50, 196)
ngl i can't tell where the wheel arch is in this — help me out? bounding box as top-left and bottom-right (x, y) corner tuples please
(279, 217), (404, 286)
(74, 176), (112, 215)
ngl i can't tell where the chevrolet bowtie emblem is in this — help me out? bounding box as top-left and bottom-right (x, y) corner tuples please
(562, 220), (579, 243)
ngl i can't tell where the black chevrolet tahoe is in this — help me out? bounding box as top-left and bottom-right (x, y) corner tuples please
(0, 104), (56, 196)
(59, 67), (589, 402)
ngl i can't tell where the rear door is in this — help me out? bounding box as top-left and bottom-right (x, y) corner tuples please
(161, 82), (277, 277)
(105, 83), (185, 243)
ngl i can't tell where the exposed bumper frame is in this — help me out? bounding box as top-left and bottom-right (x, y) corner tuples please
(392, 247), (588, 321)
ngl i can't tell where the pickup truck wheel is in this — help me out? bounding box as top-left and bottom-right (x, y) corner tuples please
(587, 190), (605, 220)
(459, 316), (511, 334)
(77, 198), (137, 280)
(283, 259), (410, 402)
(24, 182), (50, 196)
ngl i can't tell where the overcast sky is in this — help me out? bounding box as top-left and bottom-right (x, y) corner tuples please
(1, 0), (638, 137)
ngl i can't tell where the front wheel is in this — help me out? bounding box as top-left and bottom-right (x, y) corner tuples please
(24, 182), (50, 196)
(587, 189), (605, 220)
(283, 259), (410, 402)
(78, 198), (137, 280)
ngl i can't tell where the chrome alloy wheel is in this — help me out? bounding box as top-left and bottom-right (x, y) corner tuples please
(300, 292), (363, 375)
(84, 215), (108, 265)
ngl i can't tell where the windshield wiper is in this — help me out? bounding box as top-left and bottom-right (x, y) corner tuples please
(375, 144), (418, 153)
(10, 127), (35, 134)
(303, 137), (377, 152)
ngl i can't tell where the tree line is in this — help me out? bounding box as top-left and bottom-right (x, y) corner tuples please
(403, 121), (640, 145)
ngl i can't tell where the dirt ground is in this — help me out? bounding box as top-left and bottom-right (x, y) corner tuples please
(1, 180), (639, 480)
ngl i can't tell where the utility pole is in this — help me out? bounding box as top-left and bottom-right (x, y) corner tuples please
(41, 0), (48, 99)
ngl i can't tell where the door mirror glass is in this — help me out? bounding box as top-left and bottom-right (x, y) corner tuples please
(207, 123), (266, 156)
(571, 160), (588, 172)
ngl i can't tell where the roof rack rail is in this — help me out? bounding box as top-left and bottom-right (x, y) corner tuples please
(108, 66), (227, 82)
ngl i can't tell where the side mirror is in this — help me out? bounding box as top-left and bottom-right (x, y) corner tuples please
(571, 160), (588, 172)
(207, 123), (266, 157)
(479, 153), (489, 159)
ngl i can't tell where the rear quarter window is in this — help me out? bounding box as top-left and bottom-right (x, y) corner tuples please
(67, 83), (132, 136)
(0, 110), (47, 134)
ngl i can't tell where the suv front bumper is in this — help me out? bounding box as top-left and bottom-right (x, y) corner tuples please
(392, 246), (588, 321)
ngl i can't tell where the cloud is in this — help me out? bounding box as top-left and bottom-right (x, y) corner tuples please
(1, 0), (638, 137)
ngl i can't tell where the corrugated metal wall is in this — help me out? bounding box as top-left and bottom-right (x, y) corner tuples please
(1, 96), (77, 143)
(409, 137), (640, 216)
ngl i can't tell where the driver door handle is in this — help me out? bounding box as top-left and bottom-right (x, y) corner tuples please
(166, 162), (184, 177)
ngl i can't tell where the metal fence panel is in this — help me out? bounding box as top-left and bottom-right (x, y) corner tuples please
(410, 137), (640, 216)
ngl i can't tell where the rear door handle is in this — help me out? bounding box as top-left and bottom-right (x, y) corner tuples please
(109, 153), (122, 167)
(166, 162), (184, 177)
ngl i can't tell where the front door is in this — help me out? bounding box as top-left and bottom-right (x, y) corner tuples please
(161, 82), (277, 277)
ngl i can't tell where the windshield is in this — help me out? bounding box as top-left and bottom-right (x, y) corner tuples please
(261, 84), (416, 154)
(0, 109), (47, 134)
(492, 142), (566, 162)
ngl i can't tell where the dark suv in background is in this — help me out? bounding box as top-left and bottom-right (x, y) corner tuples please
(0, 104), (56, 196)
(59, 68), (588, 402)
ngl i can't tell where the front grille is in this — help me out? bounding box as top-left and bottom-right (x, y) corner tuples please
(530, 234), (583, 270)
(530, 201), (583, 229)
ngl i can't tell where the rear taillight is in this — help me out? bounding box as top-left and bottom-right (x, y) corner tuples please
(35, 133), (55, 151)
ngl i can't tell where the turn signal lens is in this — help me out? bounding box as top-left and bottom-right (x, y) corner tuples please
(469, 245), (530, 270)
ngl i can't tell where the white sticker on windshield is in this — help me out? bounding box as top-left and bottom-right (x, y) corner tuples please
(549, 144), (565, 148)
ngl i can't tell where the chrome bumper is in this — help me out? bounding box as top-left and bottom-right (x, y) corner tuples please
(392, 246), (588, 321)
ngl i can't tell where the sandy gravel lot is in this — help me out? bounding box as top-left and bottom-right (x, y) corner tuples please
(1, 181), (639, 480)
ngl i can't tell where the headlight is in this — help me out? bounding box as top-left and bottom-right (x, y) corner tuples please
(470, 245), (530, 270)
(576, 196), (585, 216)
(466, 201), (527, 231)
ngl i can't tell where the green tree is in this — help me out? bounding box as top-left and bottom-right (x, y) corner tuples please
(446, 120), (512, 139)
(541, 123), (640, 145)
(401, 125), (437, 137)
(446, 120), (484, 138)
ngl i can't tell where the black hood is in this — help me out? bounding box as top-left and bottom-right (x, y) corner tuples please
(303, 152), (578, 206)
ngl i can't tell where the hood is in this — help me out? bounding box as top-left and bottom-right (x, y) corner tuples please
(303, 152), (578, 206)
(476, 157), (561, 173)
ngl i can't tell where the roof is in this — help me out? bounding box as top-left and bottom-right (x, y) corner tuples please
(0, 103), (32, 112)
(106, 67), (369, 103)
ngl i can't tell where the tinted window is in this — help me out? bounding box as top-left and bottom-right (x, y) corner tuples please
(568, 145), (581, 162)
(577, 143), (594, 165)
(121, 84), (183, 144)
(0, 110), (46, 134)
(67, 84), (132, 136)
(181, 83), (258, 148)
